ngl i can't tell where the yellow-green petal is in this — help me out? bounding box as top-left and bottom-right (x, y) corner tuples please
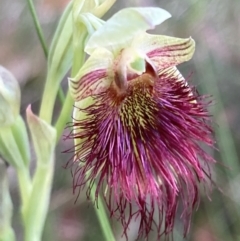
(72, 97), (95, 161)
(69, 48), (114, 101)
(85, 7), (171, 55)
(131, 33), (195, 71)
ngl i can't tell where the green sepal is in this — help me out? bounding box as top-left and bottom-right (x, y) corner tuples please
(27, 106), (56, 166)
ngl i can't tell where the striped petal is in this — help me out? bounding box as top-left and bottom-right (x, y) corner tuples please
(72, 97), (95, 161)
(69, 48), (114, 101)
(159, 66), (185, 83)
(131, 32), (195, 72)
(159, 66), (196, 103)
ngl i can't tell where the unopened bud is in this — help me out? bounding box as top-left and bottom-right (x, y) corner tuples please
(0, 66), (20, 127)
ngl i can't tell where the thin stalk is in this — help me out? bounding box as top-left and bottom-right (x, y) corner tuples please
(54, 26), (86, 139)
(26, 0), (65, 106)
(39, 75), (59, 123)
(55, 91), (73, 141)
(26, 0), (48, 58)
(16, 168), (32, 220)
(24, 162), (54, 241)
(91, 185), (115, 241)
(0, 160), (16, 241)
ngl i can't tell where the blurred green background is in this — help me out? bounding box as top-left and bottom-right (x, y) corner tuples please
(1, 0), (240, 240)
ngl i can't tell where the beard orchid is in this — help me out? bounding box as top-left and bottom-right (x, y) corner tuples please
(65, 7), (215, 240)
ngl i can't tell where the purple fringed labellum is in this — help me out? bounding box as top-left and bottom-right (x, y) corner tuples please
(64, 10), (216, 240)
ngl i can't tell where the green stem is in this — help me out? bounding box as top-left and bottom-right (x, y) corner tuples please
(24, 162), (54, 241)
(16, 168), (32, 220)
(39, 75), (57, 123)
(55, 91), (73, 141)
(53, 24), (86, 133)
(0, 160), (16, 241)
(54, 26), (86, 140)
(58, 87), (65, 104)
(26, 0), (65, 111)
(90, 185), (115, 241)
(26, 0), (48, 58)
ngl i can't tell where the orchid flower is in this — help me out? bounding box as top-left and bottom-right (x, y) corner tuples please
(65, 7), (215, 239)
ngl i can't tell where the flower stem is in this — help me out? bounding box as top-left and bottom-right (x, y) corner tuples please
(39, 75), (58, 123)
(23, 162), (54, 241)
(26, 0), (65, 109)
(16, 168), (32, 219)
(26, 0), (48, 58)
(55, 91), (73, 141)
(0, 160), (16, 241)
(90, 185), (115, 241)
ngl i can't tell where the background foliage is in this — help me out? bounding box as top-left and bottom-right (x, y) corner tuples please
(1, 0), (240, 240)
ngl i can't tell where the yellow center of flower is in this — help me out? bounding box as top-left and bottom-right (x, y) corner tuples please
(105, 53), (159, 182)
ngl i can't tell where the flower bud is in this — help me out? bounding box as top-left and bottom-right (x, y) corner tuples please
(26, 105), (56, 166)
(0, 66), (20, 127)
